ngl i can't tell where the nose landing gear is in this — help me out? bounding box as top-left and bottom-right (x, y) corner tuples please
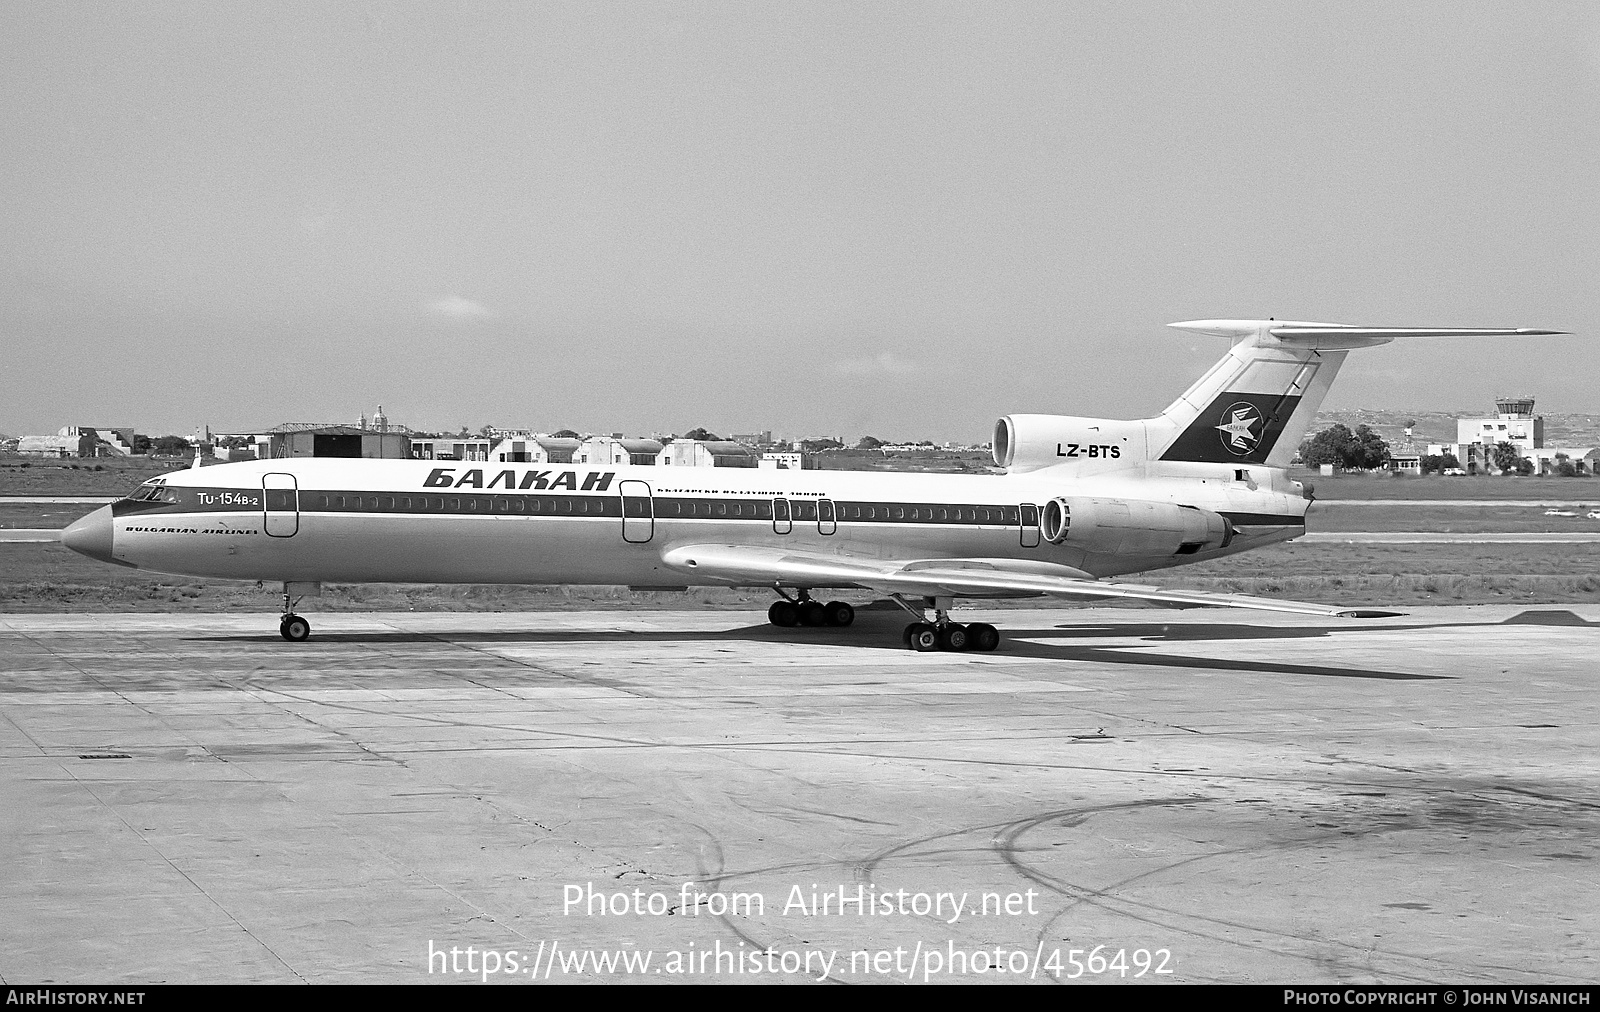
(277, 583), (319, 642)
(279, 613), (311, 642)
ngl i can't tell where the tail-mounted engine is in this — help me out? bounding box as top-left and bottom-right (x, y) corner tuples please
(1039, 497), (1234, 557)
(993, 414), (1145, 472)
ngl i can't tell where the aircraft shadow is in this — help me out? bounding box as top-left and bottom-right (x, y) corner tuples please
(169, 606), (1533, 681)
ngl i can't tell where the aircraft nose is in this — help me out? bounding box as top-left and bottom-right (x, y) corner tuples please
(61, 505), (116, 564)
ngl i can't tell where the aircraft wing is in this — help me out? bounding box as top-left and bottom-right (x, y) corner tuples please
(658, 544), (1399, 618)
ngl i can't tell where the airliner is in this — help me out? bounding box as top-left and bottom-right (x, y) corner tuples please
(61, 320), (1562, 649)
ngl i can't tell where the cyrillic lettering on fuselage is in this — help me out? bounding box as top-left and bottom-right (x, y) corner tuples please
(325, 467), (618, 494)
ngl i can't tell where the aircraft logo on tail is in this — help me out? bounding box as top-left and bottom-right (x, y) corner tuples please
(1216, 402), (1263, 456)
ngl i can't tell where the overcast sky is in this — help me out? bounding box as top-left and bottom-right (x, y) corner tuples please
(3, 2), (1597, 442)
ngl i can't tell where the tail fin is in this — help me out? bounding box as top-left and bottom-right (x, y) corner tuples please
(1147, 320), (1564, 468)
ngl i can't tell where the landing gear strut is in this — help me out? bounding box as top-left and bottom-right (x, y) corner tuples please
(278, 589), (311, 642)
(768, 589), (855, 629)
(895, 596), (999, 653)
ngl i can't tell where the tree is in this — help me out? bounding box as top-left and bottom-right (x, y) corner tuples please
(1491, 441), (1523, 475)
(1347, 425), (1390, 470)
(681, 427), (720, 441)
(1299, 424), (1389, 471)
(1299, 424), (1353, 468)
(1441, 451), (1460, 471)
(550, 429), (580, 439)
(1420, 454), (1443, 475)
(800, 438), (843, 452)
(151, 435), (190, 455)
(856, 436), (884, 450)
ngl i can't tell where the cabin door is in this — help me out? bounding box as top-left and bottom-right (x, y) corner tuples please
(263, 473), (299, 538)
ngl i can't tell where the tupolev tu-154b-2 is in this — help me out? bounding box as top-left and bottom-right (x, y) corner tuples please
(61, 320), (1564, 649)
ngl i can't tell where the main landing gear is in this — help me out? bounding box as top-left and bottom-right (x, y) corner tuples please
(895, 595), (999, 653)
(767, 589), (855, 629)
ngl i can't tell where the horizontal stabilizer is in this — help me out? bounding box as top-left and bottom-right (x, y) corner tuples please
(1269, 326), (1567, 339)
(1152, 319), (1568, 465)
(1169, 320), (1569, 350)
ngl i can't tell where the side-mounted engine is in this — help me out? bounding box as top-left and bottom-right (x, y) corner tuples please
(1039, 497), (1234, 558)
(993, 414), (1146, 472)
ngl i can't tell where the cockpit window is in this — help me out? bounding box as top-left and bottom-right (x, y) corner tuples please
(129, 481), (175, 503)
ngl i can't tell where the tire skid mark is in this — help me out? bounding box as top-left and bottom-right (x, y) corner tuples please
(994, 785), (1590, 983)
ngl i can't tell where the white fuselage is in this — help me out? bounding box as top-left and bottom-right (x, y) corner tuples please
(96, 457), (1308, 590)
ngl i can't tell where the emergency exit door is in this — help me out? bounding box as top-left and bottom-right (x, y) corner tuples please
(620, 480), (654, 543)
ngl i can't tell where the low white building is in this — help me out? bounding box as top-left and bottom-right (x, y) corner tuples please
(577, 436), (663, 466)
(658, 440), (759, 467)
(759, 451), (804, 470)
(485, 436), (583, 463)
(412, 437), (493, 461)
(16, 426), (133, 457)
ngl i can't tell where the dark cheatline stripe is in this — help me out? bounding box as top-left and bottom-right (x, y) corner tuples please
(1220, 512), (1305, 526)
(111, 485), (1302, 529)
(110, 487), (1028, 527)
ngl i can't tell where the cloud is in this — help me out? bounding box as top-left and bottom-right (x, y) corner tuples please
(832, 351), (919, 377)
(427, 295), (495, 319)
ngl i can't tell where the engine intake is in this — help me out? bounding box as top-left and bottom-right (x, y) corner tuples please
(1040, 497), (1233, 557)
